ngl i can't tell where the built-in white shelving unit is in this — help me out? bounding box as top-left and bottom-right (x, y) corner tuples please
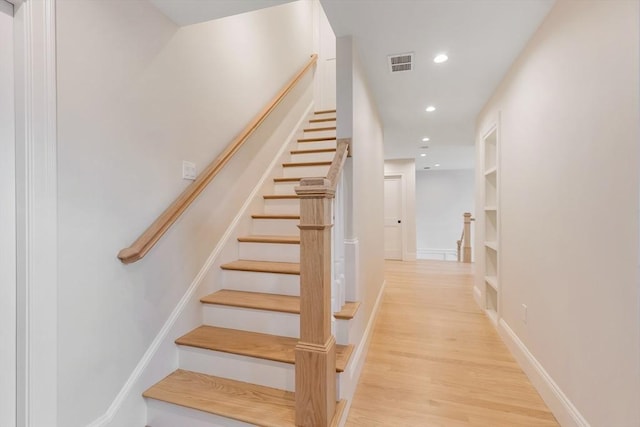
(482, 126), (499, 324)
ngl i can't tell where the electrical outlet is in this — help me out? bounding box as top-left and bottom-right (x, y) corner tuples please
(521, 304), (528, 324)
(182, 161), (196, 180)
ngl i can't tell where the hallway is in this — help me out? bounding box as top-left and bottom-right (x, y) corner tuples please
(346, 260), (558, 426)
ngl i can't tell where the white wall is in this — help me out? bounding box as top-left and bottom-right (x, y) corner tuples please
(384, 159), (416, 260)
(335, 35), (385, 407)
(416, 169), (474, 261)
(475, 1), (640, 425)
(56, 1), (314, 426)
(0, 3), (15, 427)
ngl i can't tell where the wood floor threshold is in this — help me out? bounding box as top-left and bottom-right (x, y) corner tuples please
(303, 126), (336, 132)
(283, 160), (332, 167)
(176, 325), (353, 372)
(297, 136), (337, 142)
(315, 109), (336, 114)
(290, 147), (337, 155)
(238, 235), (300, 244)
(220, 260), (300, 275)
(143, 369), (297, 427)
(251, 214), (300, 220)
(201, 289), (360, 320)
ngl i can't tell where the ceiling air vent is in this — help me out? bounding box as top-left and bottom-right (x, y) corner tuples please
(388, 52), (414, 73)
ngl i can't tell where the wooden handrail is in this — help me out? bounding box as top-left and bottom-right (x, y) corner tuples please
(293, 138), (350, 426)
(118, 54), (318, 264)
(295, 139), (349, 196)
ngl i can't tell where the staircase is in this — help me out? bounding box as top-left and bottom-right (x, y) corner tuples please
(143, 110), (359, 427)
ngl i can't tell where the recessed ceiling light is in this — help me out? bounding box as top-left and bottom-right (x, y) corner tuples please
(425, 106), (436, 112)
(434, 53), (448, 64)
(435, 163), (440, 167)
(420, 153), (426, 157)
(422, 137), (430, 142)
(421, 145), (429, 149)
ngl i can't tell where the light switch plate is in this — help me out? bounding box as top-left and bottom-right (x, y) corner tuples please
(182, 161), (196, 180)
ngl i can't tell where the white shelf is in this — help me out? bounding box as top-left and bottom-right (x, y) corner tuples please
(485, 276), (498, 291)
(485, 241), (498, 251)
(484, 166), (497, 176)
(484, 206), (497, 211)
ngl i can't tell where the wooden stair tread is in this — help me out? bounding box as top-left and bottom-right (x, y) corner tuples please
(283, 160), (332, 167)
(263, 194), (299, 200)
(251, 214), (300, 220)
(220, 260), (300, 275)
(273, 177), (304, 183)
(297, 136), (337, 142)
(303, 126), (336, 132)
(143, 369), (297, 427)
(315, 109), (336, 114)
(238, 235), (300, 244)
(201, 289), (361, 320)
(309, 117), (336, 123)
(176, 325), (353, 372)
(290, 147), (337, 155)
(334, 301), (361, 320)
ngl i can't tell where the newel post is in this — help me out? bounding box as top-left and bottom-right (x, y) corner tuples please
(294, 178), (337, 427)
(463, 212), (473, 263)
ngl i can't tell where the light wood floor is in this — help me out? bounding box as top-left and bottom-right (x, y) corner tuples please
(345, 260), (559, 427)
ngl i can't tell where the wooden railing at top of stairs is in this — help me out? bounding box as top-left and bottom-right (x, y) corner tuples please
(294, 138), (350, 426)
(117, 54), (318, 264)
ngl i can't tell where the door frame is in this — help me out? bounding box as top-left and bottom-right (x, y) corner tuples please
(384, 174), (405, 260)
(12, 0), (58, 425)
(0, 2), (16, 426)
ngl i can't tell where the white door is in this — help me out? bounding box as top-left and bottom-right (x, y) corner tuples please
(0, 2), (16, 426)
(384, 176), (403, 260)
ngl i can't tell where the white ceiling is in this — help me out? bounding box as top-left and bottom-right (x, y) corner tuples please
(149, 0), (295, 26)
(320, 0), (555, 170)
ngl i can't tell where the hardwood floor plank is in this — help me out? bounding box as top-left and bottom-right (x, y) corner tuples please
(345, 260), (559, 426)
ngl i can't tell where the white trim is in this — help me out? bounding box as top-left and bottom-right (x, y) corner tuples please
(416, 248), (458, 261)
(87, 101), (314, 427)
(338, 279), (387, 426)
(13, 0), (58, 425)
(498, 319), (590, 427)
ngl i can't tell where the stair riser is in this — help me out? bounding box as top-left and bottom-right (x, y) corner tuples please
(252, 218), (299, 235)
(202, 303), (299, 336)
(264, 198), (300, 215)
(147, 399), (253, 427)
(238, 242), (300, 263)
(221, 270), (300, 296)
(302, 129), (336, 139)
(273, 181), (298, 195)
(178, 346), (296, 392)
(290, 151), (336, 163)
(296, 140), (336, 150)
(282, 164), (330, 178)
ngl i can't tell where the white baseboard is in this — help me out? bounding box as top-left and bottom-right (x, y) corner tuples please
(417, 248), (458, 261)
(338, 279), (387, 426)
(498, 319), (590, 427)
(87, 101), (314, 427)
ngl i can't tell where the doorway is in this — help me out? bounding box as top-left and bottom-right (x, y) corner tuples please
(0, 1), (16, 426)
(384, 175), (403, 259)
